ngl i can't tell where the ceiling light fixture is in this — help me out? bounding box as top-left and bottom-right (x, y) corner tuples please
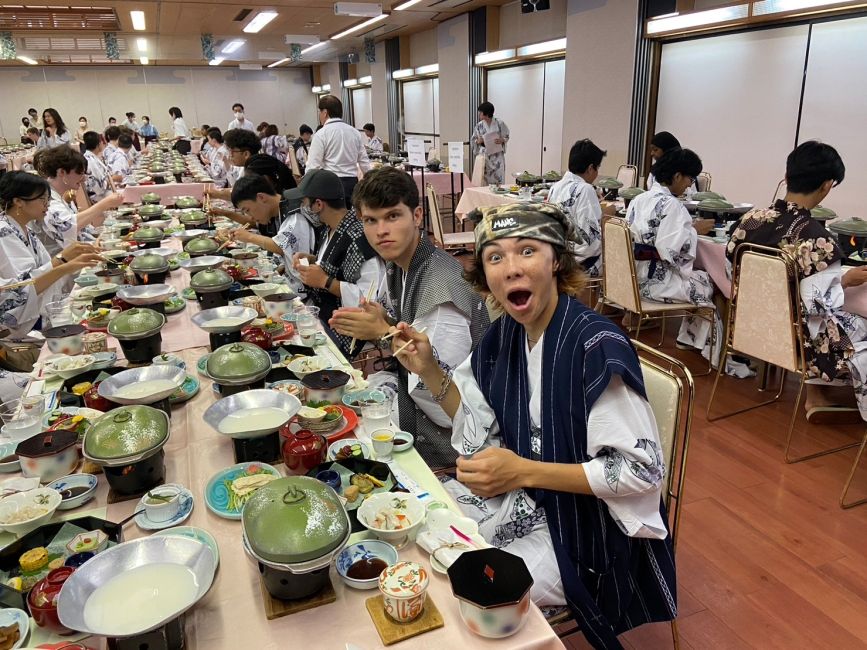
(394, 0), (423, 8)
(646, 5), (749, 34)
(267, 57), (291, 68)
(136, 38), (147, 52)
(342, 78), (358, 87)
(284, 35), (320, 45)
(392, 68), (414, 79)
(473, 49), (516, 65)
(244, 11), (279, 33)
(209, 57), (225, 66)
(516, 38), (566, 57)
(17, 55), (37, 65)
(322, 83), (332, 91)
(130, 10), (146, 30)
(752, 0), (859, 14)
(301, 41), (327, 54)
(139, 56), (149, 65)
(414, 63), (438, 75)
(221, 39), (245, 54)
(331, 13), (388, 39)
(358, 75), (372, 84)
(312, 85), (323, 93)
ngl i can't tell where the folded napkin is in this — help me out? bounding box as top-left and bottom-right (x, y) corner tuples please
(416, 527), (478, 570)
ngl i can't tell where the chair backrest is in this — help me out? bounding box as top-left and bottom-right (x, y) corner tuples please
(772, 178), (786, 203)
(470, 154), (486, 186)
(616, 164), (637, 188)
(728, 243), (803, 373)
(633, 340), (694, 549)
(601, 217), (642, 313)
(287, 146), (302, 181)
(696, 172), (712, 192)
(425, 183), (445, 247)
(382, 142), (390, 153)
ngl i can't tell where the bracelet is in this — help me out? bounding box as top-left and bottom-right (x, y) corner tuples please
(56, 254), (68, 264)
(325, 274), (335, 290)
(431, 371), (453, 403)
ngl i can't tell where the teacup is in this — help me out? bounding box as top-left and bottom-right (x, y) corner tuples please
(143, 486), (181, 522)
(371, 429), (395, 461)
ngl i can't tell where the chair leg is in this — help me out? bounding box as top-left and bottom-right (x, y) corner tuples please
(671, 619), (680, 650)
(784, 373), (861, 463)
(657, 313), (666, 347)
(633, 315), (643, 342)
(840, 430), (867, 509)
(706, 351), (788, 422)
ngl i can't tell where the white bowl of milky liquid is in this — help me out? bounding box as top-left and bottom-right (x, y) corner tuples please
(97, 365), (186, 405)
(203, 389), (302, 439)
(57, 535), (217, 638)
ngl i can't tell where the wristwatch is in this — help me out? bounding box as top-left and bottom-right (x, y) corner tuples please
(55, 253), (68, 264)
(324, 274), (335, 290)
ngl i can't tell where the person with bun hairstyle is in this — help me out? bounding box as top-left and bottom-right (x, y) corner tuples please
(36, 108), (71, 151)
(626, 148), (750, 377)
(32, 145), (122, 257)
(0, 171), (103, 338)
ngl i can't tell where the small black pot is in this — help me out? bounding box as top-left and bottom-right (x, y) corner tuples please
(117, 332), (162, 364)
(214, 377), (265, 398)
(258, 561), (330, 601)
(209, 330), (242, 352)
(134, 270), (168, 285)
(103, 448), (166, 495)
(195, 289), (230, 310)
(141, 240), (163, 250)
(232, 431), (281, 464)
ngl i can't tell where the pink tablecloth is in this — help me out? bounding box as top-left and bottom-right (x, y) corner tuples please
(190, 138), (203, 154)
(695, 237), (867, 316)
(122, 182), (209, 204)
(408, 171), (473, 198)
(455, 186), (521, 220)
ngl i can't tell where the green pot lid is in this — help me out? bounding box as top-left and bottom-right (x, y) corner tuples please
(191, 268), (232, 292)
(692, 191), (726, 201)
(185, 238), (219, 254)
(84, 405), (169, 465)
(811, 205), (837, 220)
(542, 170), (562, 181)
(516, 171), (541, 181)
(175, 197), (201, 208)
(108, 307), (165, 338)
(619, 187), (645, 199)
(206, 342), (271, 383)
(138, 205), (164, 216)
(141, 192), (161, 202)
(595, 177), (623, 189)
(829, 219), (867, 235)
(697, 198), (734, 212)
(134, 227), (164, 242)
(243, 476), (349, 564)
(130, 253), (168, 272)
(117, 206), (136, 215)
(179, 211), (207, 223)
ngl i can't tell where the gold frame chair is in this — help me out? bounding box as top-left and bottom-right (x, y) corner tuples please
(287, 146), (303, 184)
(696, 172), (712, 193)
(425, 183), (474, 251)
(616, 164), (638, 188)
(772, 178), (787, 203)
(597, 218), (716, 375)
(705, 243), (865, 507)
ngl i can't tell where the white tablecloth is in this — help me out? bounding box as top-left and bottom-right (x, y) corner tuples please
(122, 183), (209, 204)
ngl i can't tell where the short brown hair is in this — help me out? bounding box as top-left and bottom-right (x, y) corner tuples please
(464, 243), (586, 307)
(318, 95), (343, 119)
(34, 145), (86, 178)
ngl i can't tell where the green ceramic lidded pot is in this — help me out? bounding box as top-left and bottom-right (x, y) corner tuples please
(206, 342), (271, 386)
(692, 191), (726, 202)
(130, 253), (169, 275)
(811, 205), (837, 221)
(175, 196), (201, 209)
(108, 307), (165, 341)
(141, 192), (161, 205)
(138, 204), (165, 218)
(133, 226), (164, 243)
(185, 237), (219, 256)
(84, 405), (169, 466)
(190, 268), (233, 294)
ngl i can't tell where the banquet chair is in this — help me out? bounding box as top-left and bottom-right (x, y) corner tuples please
(287, 148), (303, 184)
(548, 341), (692, 648)
(426, 184), (474, 252)
(470, 154), (486, 187)
(772, 178), (787, 203)
(597, 218), (715, 374)
(707, 244), (867, 508)
(696, 172), (712, 193)
(616, 164), (638, 188)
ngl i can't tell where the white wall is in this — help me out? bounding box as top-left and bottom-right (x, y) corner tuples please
(437, 13), (470, 146)
(370, 41), (390, 146)
(409, 29), (438, 67)
(499, 0), (567, 48)
(0, 65), (314, 140)
(352, 87), (373, 128)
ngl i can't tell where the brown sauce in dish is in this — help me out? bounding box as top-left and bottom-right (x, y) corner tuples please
(347, 557), (388, 580)
(0, 454), (17, 463)
(60, 486), (91, 499)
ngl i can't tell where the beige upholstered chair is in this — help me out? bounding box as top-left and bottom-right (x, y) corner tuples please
(616, 164), (638, 188)
(287, 147), (303, 183)
(597, 218), (715, 374)
(696, 172), (712, 192)
(426, 183), (474, 251)
(470, 154), (487, 187)
(772, 178), (787, 203)
(706, 243), (865, 507)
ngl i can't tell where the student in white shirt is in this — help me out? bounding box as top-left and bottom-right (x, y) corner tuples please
(305, 95), (371, 209)
(227, 102), (256, 132)
(646, 131), (696, 198)
(82, 131), (112, 203)
(110, 134), (134, 179)
(362, 123), (384, 152)
(122, 112), (140, 134)
(169, 106), (191, 154)
(27, 109), (42, 131)
(293, 124), (314, 174)
(36, 109), (71, 151)
(19, 117), (31, 139)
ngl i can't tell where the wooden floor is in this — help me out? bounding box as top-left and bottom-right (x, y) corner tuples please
(562, 322), (867, 650)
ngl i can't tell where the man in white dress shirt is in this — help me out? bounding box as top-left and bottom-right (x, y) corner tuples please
(305, 95), (371, 209)
(362, 123), (384, 152)
(227, 103), (256, 132)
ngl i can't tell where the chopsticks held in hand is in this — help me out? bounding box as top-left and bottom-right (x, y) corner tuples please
(379, 319), (420, 342)
(348, 280), (379, 355)
(216, 223), (250, 252)
(393, 327), (428, 356)
(0, 278), (36, 292)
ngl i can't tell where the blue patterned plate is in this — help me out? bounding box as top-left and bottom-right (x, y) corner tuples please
(169, 374), (200, 404)
(205, 462), (281, 520)
(153, 526), (220, 566)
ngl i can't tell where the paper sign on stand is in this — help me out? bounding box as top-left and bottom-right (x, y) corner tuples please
(406, 138), (426, 167)
(447, 142), (464, 174)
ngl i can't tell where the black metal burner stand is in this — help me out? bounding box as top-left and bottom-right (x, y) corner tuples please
(233, 431), (281, 464)
(107, 614), (185, 650)
(208, 330), (242, 352)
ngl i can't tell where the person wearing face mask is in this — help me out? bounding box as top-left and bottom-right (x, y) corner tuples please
(228, 103), (255, 133)
(82, 131), (112, 203)
(286, 169), (384, 358)
(139, 116), (158, 142)
(19, 117), (31, 140)
(547, 139), (609, 277)
(75, 117), (89, 145)
(0, 172), (103, 339)
(31, 146), (122, 260)
(27, 109), (42, 131)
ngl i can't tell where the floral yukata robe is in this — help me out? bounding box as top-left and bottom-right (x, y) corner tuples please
(471, 118), (510, 185)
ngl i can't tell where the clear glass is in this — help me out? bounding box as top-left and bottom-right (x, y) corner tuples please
(44, 299), (73, 327)
(0, 398), (42, 440)
(370, 429), (395, 462)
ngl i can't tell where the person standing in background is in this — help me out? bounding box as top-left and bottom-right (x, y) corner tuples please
(293, 124), (313, 174)
(228, 103), (256, 132)
(169, 107), (191, 154)
(27, 109), (42, 131)
(305, 95), (371, 209)
(74, 117), (89, 147)
(471, 102), (509, 185)
(36, 109), (71, 151)
(122, 112), (140, 133)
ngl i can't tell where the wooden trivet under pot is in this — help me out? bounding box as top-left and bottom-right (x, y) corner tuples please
(365, 595), (444, 645)
(257, 574), (337, 620)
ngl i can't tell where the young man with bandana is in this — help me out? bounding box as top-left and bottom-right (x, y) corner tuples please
(286, 169), (384, 357)
(330, 167), (490, 470)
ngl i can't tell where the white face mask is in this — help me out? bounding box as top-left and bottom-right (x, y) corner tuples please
(234, 111), (243, 120)
(300, 203), (321, 227)
(79, 121), (87, 127)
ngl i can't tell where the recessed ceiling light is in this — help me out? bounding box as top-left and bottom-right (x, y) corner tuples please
(301, 41), (327, 54)
(139, 56), (149, 65)
(331, 13), (387, 39)
(209, 57), (225, 66)
(130, 10), (146, 30)
(17, 55), (37, 65)
(244, 10), (278, 33)
(358, 75), (372, 84)
(221, 39), (245, 54)
(394, 0), (422, 9)
(136, 38), (147, 52)
(414, 63), (438, 75)
(392, 68), (413, 79)
(267, 57), (290, 68)
(516, 38), (566, 57)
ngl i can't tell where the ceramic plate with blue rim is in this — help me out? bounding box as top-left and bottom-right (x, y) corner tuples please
(169, 375), (200, 405)
(196, 353), (211, 377)
(153, 526), (220, 566)
(0, 442), (20, 473)
(182, 287), (197, 301)
(164, 294), (186, 314)
(205, 462), (281, 520)
(0, 607), (29, 648)
(134, 483), (194, 530)
(47, 473), (98, 510)
(91, 350), (118, 369)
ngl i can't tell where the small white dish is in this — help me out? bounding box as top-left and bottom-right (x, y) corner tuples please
(0, 607), (30, 649)
(0, 442), (21, 473)
(134, 484), (194, 530)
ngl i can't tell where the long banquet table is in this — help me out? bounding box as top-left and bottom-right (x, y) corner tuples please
(121, 182), (210, 204)
(14, 235), (565, 649)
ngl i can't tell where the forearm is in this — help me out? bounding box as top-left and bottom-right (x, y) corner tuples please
(418, 366), (461, 420)
(76, 203), (106, 228)
(523, 459), (593, 495)
(33, 265), (69, 295)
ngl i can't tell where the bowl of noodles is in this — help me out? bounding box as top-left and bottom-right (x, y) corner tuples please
(0, 487), (62, 535)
